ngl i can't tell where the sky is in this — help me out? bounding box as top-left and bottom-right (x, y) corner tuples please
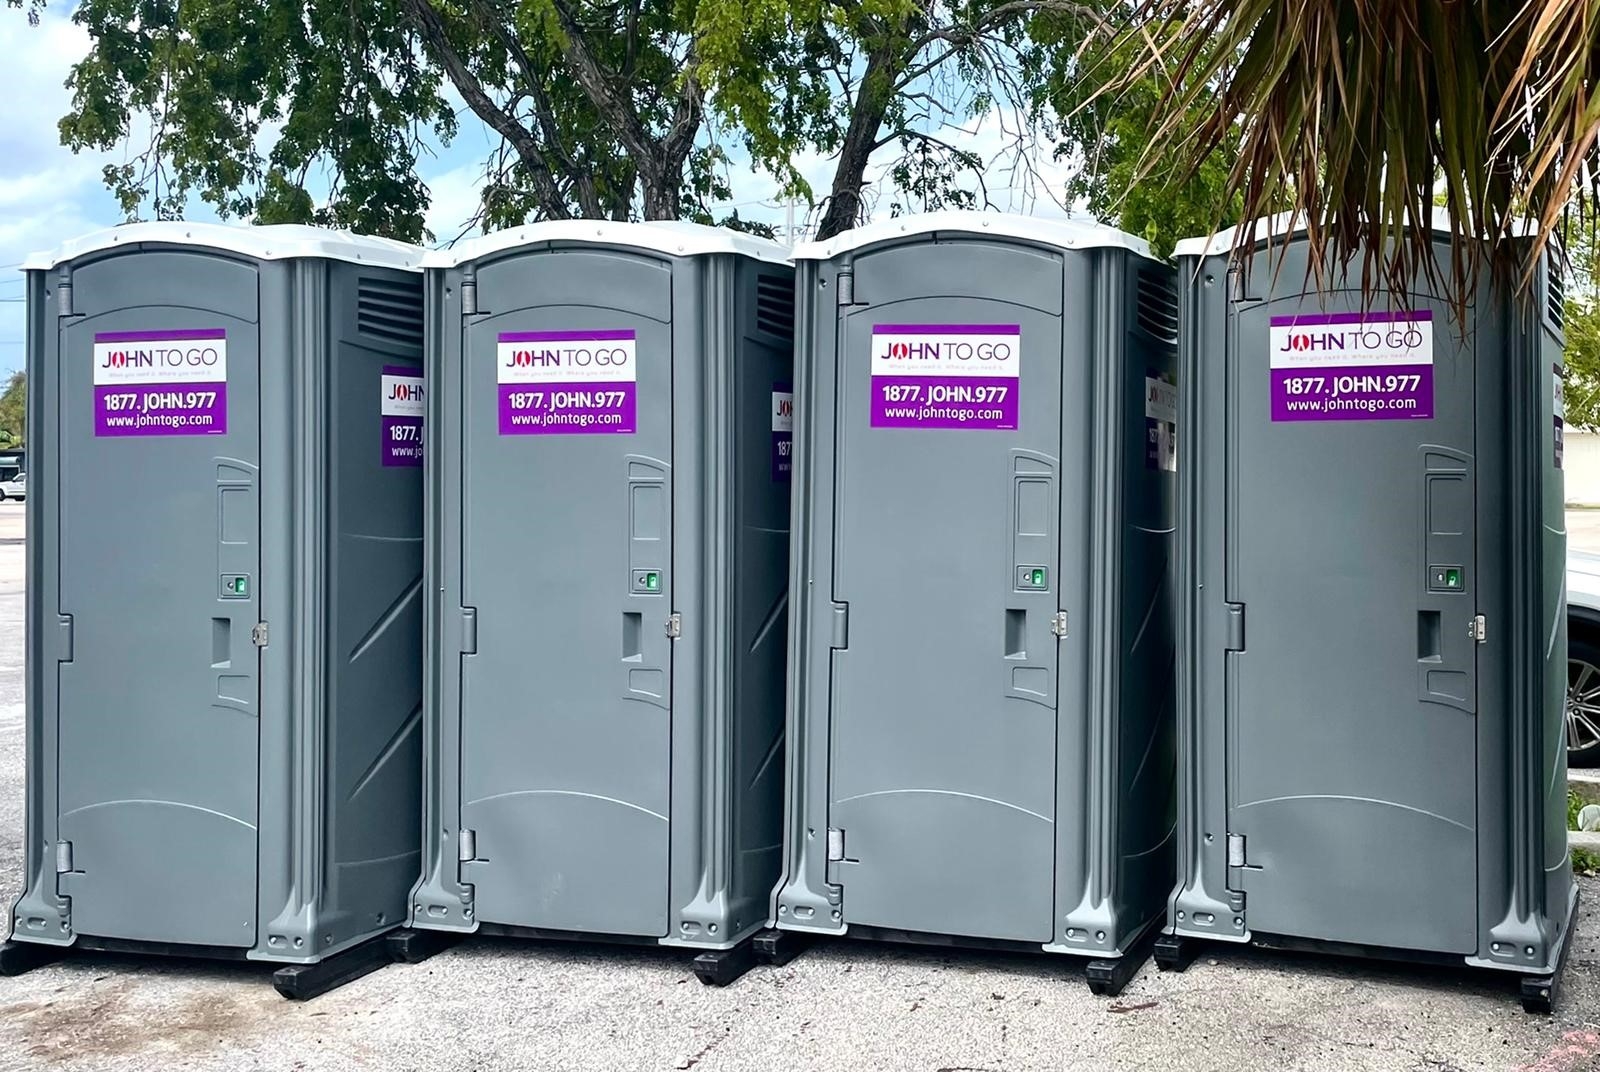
(0, 7), (1081, 378)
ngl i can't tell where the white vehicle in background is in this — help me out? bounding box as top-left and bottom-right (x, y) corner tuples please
(1567, 549), (1600, 767)
(0, 472), (23, 501)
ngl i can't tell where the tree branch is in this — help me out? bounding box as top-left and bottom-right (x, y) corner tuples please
(905, 0), (1108, 55)
(816, 41), (901, 239)
(467, 0), (605, 217)
(661, 40), (705, 176)
(545, 0), (702, 217)
(401, 0), (572, 218)
(545, 0), (658, 170)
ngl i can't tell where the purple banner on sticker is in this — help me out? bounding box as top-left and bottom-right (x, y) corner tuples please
(1270, 310), (1433, 327)
(772, 382), (793, 481)
(93, 329), (228, 437)
(381, 365), (424, 466)
(1269, 364), (1434, 421)
(497, 329), (638, 435)
(95, 328), (232, 342)
(869, 325), (1021, 431)
(498, 329), (637, 343)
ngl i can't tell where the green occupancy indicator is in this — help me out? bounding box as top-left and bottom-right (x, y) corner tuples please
(1031, 568), (1046, 587)
(1446, 568), (1461, 589)
(646, 571), (659, 591)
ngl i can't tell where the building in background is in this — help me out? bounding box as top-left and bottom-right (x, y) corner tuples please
(1568, 432), (1600, 505)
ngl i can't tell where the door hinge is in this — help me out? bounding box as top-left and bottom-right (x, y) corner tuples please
(830, 603), (849, 649)
(54, 841), (73, 874)
(250, 622), (269, 647)
(57, 614), (74, 663)
(665, 613), (682, 639)
(1050, 611), (1068, 638)
(1226, 603), (1246, 651)
(461, 275), (477, 316)
(458, 828), (477, 863)
(1470, 614), (1487, 643)
(826, 828), (845, 862)
(1226, 833), (1247, 868)
(461, 607), (478, 655)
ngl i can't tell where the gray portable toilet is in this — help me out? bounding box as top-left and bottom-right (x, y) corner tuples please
(2, 223), (427, 999)
(1158, 215), (1577, 1012)
(766, 212), (1179, 995)
(402, 221), (794, 985)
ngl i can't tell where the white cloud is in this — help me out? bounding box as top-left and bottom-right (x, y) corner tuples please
(421, 159), (489, 246)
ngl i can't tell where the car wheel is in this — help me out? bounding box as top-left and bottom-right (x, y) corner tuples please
(1567, 626), (1600, 768)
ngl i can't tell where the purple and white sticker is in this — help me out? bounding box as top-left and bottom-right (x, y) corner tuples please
(1145, 372), (1177, 472)
(870, 324), (1019, 430)
(772, 383), (793, 481)
(382, 366), (424, 467)
(93, 329), (227, 437)
(497, 330), (636, 435)
(1555, 363), (1566, 470)
(1269, 311), (1433, 421)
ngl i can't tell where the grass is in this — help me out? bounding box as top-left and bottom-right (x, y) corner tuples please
(1574, 789), (1600, 875)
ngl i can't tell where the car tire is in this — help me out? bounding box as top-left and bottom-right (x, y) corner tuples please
(1568, 624), (1600, 768)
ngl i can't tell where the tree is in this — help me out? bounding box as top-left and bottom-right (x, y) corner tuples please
(713, 1), (1109, 239)
(1116, 0), (1600, 304)
(1031, 3), (1241, 257)
(17, 0), (1100, 242)
(0, 372), (25, 446)
(1561, 217), (1600, 431)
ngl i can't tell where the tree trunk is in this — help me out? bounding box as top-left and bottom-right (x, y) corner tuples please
(640, 171), (681, 220)
(816, 46), (899, 240)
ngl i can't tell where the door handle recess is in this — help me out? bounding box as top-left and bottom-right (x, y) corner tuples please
(212, 618), (232, 668)
(622, 612), (643, 661)
(1005, 609), (1026, 659)
(1417, 610), (1441, 661)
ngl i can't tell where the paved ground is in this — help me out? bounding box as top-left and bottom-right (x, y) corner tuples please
(0, 500), (1596, 1071)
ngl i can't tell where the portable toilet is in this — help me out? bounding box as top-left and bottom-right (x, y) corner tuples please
(1159, 215), (1577, 1013)
(403, 221), (794, 985)
(1, 223), (427, 999)
(765, 212), (1179, 996)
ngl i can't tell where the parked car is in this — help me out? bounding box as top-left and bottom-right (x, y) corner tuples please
(1567, 549), (1600, 767)
(0, 472), (22, 501)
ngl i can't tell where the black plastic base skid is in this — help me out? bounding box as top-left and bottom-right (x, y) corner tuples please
(1153, 933), (1198, 973)
(272, 935), (393, 1001)
(1085, 921), (1161, 997)
(752, 928), (811, 968)
(691, 937), (758, 987)
(0, 940), (68, 976)
(1519, 917), (1577, 1015)
(386, 928), (462, 965)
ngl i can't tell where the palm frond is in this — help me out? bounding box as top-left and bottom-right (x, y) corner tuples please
(1109, 0), (1596, 308)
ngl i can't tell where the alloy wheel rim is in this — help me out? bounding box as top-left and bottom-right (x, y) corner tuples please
(1567, 658), (1600, 753)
